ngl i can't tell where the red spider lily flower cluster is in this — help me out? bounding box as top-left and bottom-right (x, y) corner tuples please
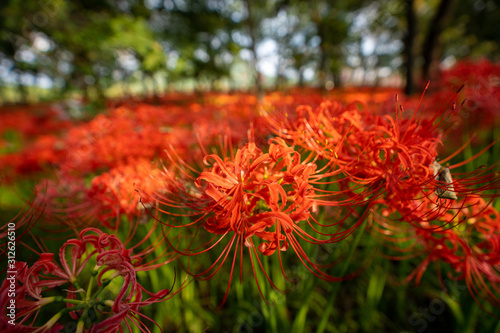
(1, 94), (269, 224)
(0, 95), (264, 178)
(38, 159), (168, 229)
(153, 135), (366, 303)
(264, 86), (500, 217)
(0, 103), (73, 142)
(259, 86), (500, 310)
(0, 134), (65, 176)
(0, 228), (178, 332)
(0, 104), (72, 179)
(441, 58), (500, 88)
(195, 138), (326, 257)
(435, 58), (500, 137)
(86, 159), (167, 227)
(31, 161), (175, 231)
(370, 194), (500, 312)
(263, 94), (447, 198)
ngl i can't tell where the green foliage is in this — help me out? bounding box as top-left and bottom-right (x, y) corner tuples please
(0, 0), (498, 105)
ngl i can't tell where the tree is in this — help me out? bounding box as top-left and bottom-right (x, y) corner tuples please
(421, 0), (456, 82)
(405, 0), (417, 94)
(0, 0), (157, 103)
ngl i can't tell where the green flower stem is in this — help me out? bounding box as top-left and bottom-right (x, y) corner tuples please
(90, 277), (112, 299)
(86, 265), (100, 301)
(315, 203), (371, 333)
(70, 279), (86, 299)
(22, 296), (80, 319)
(21, 297), (58, 318)
(58, 297), (84, 305)
(76, 308), (90, 333)
(33, 290), (111, 332)
(36, 302), (89, 332)
(261, 254), (278, 333)
(290, 277), (315, 333)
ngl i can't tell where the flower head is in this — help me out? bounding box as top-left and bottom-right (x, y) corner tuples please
(154, 137), (353, 304)
(0, 227), (178, 332)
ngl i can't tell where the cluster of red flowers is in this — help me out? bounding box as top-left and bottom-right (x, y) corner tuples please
(437, 58), (500, 139)
(0, 103), (73, 175)
(371, 194), (500, 311)
(0, 226), (178, 332)
(155, 136), (360, 302)
(151, 82), (500, 310)
(1, 93), (269, 227)
(0, 103), (73, 142)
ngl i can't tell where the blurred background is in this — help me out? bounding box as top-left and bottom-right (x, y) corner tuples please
(1, 0), (499, 105)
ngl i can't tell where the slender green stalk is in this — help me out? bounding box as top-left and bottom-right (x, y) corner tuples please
(315, 204), (371, 333)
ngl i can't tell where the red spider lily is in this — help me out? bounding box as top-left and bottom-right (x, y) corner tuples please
(0, 103), (73, 140)
(3, 103), (189, 178)
(270, 95), (447, 198)
(370, 194), (500, 313)
(61, 111), (170, 174)
(152, 136), (366, 305)
(411, 212), (500, 314)
(32, 159), (169, 231)
(441, 58), (500, 88)
(27, 99), (259, 176)
(263, 99), (417, 202)
(0, 134), (65, 176)
(0, 260), (65, 332)
(262, 100), (388, 204)
(86, 159), (167, 228)
(266, 88), (500, 224)
(0, 103), (73, 178)
(444, 198), (500, 312)
(0, 227), (180, 332)
(425, 59), (500, 143)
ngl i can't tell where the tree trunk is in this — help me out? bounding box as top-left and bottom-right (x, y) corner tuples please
(404, 0), (417, 95)
(332, 63), (342, 88)
(244, 0), (263, 100)
(298, 67), (305, 87)
(316, 22), (327, 90)
(422, 0), (455, 82)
